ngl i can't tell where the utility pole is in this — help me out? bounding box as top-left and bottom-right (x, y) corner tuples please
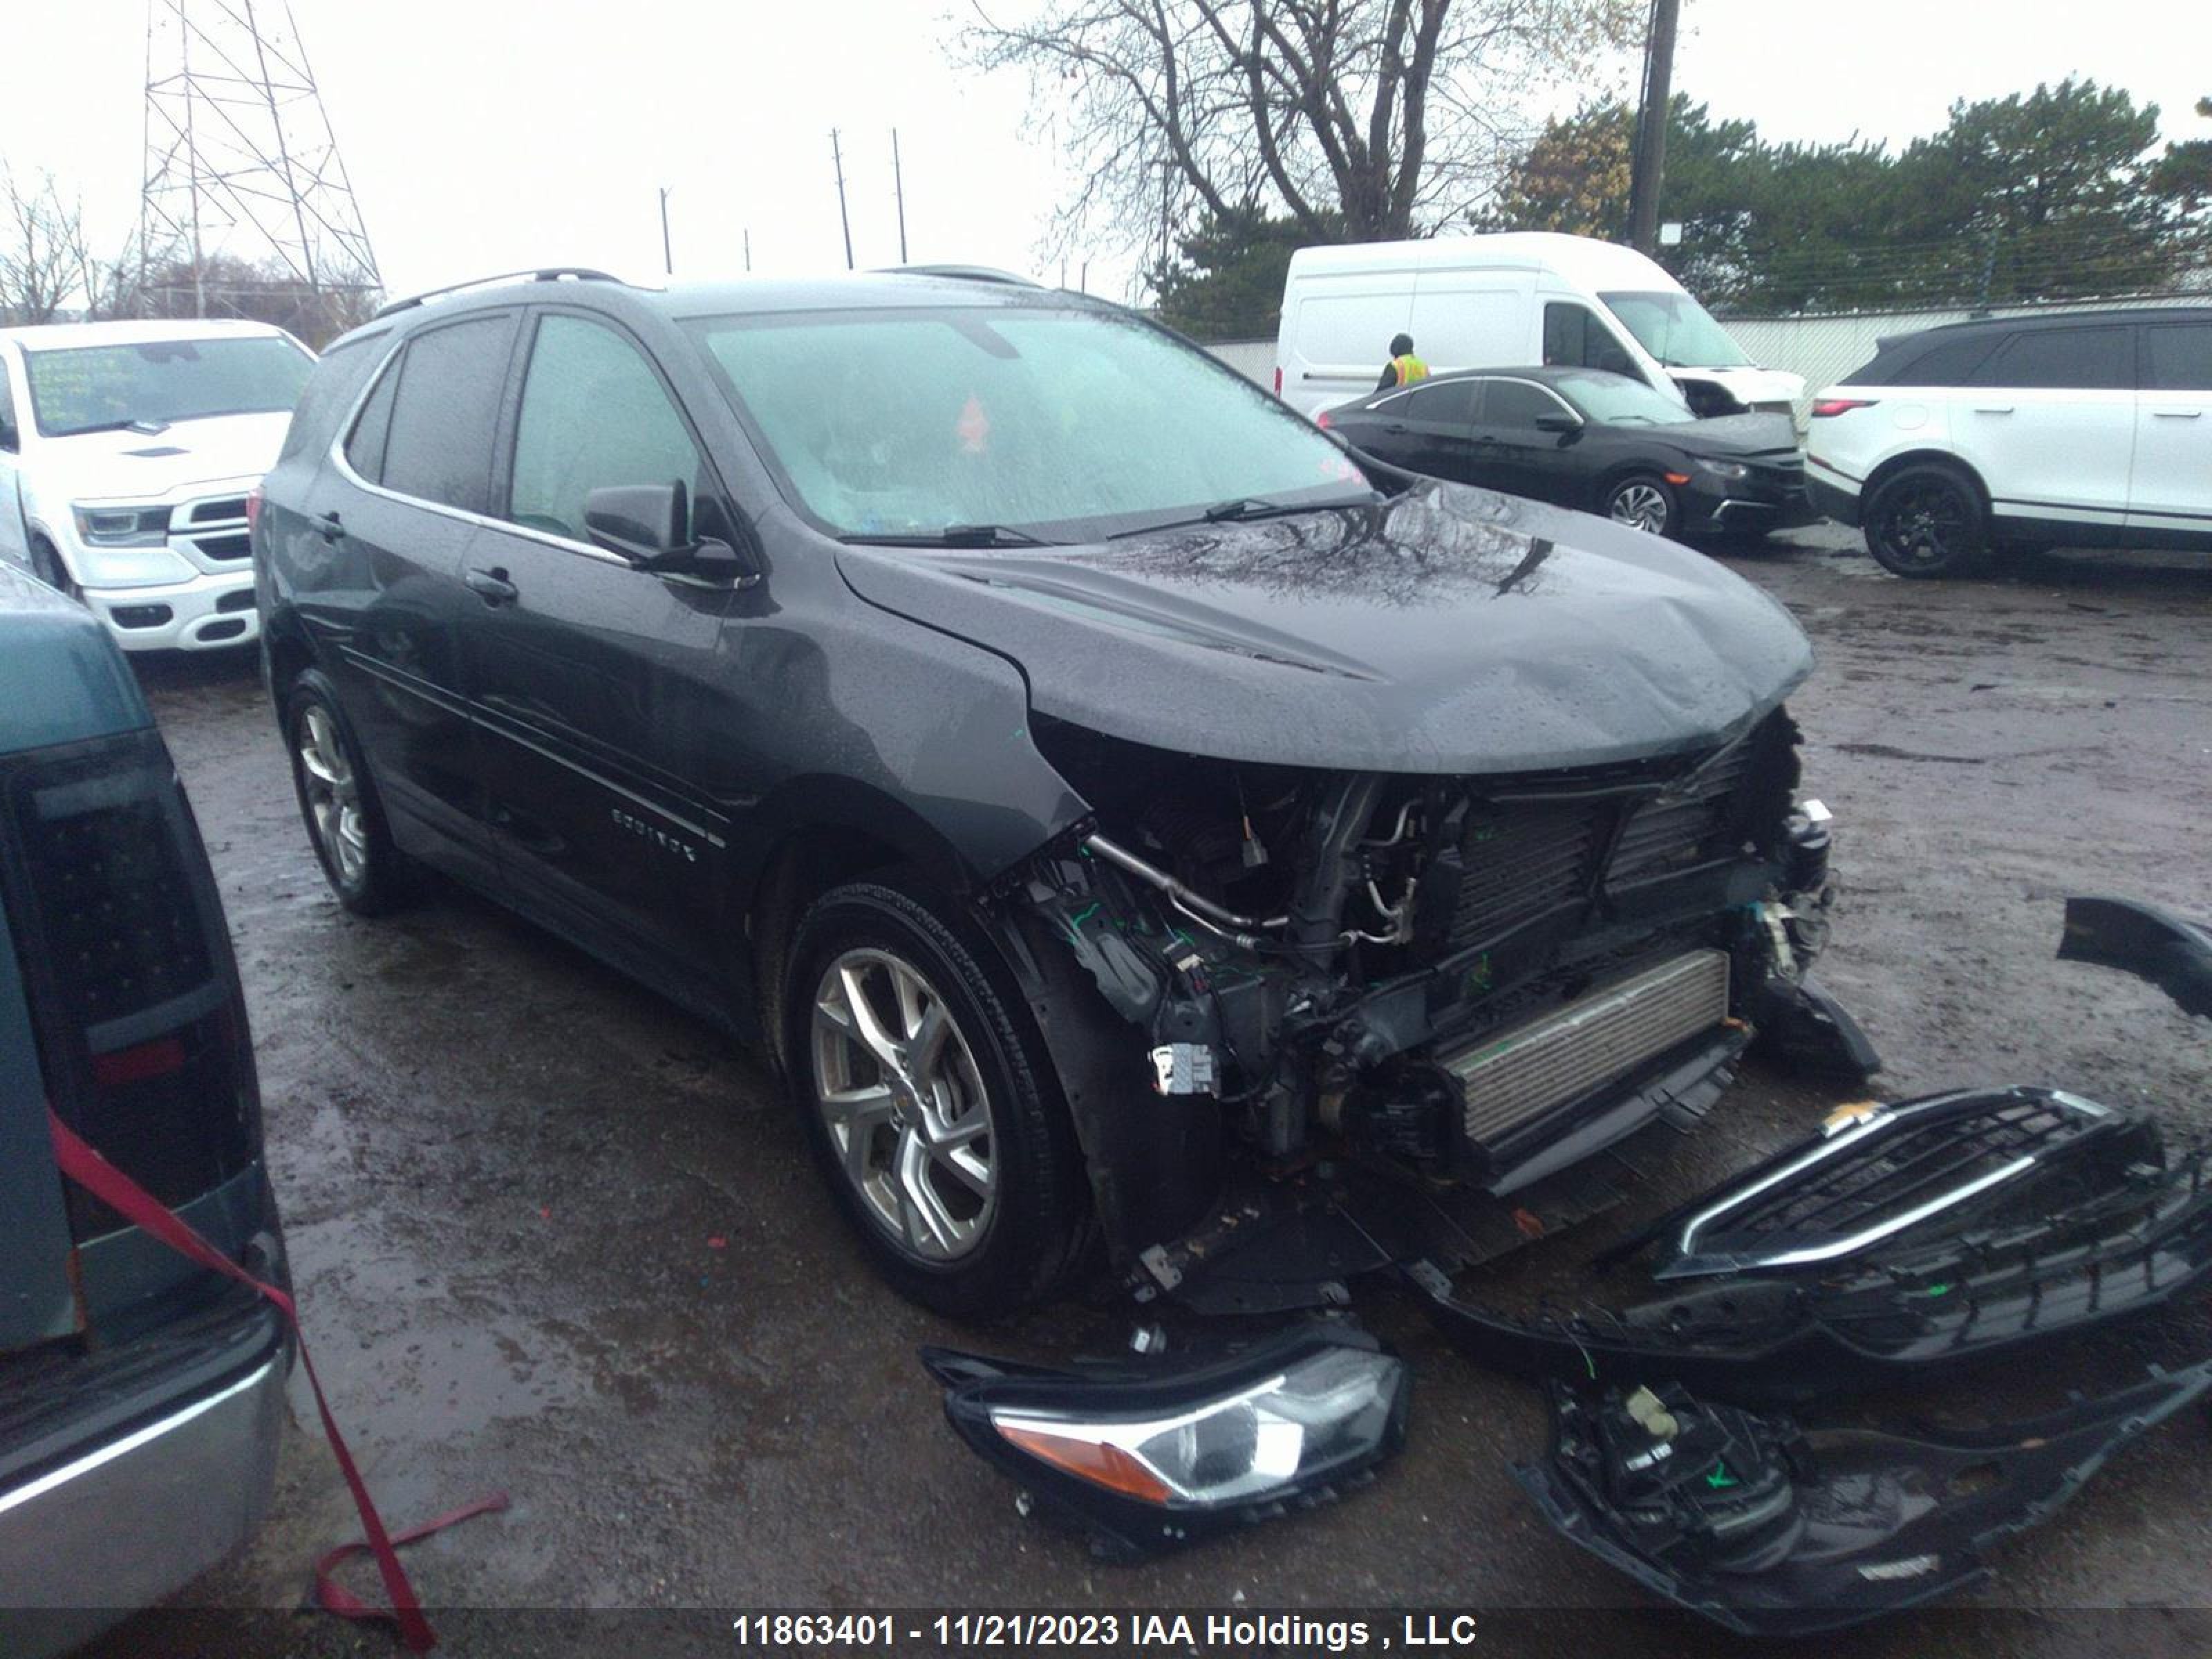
(658, 186), (673, 276)
(744, 227), (751, 273)
(1156, 158), (1175, 293)
(830, 129), (854, 270)
(1628, 0), (1680, 256)
(891, 129), (908, 264)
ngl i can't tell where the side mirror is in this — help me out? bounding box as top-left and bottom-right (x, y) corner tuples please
(1534, 413), (1582, 435)
(584, 480), (757, 586)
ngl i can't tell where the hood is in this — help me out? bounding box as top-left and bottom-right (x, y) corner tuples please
(35, 411), (291, 505)
(1644, 413), (1802, 460)
(1672, 365), (1806, 404)
(833, 482), (1813, 774)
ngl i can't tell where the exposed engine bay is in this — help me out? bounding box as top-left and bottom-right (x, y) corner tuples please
(1002, 704), (1853, 1275)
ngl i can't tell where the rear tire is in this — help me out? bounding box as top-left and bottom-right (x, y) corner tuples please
(283, 668), (415, 915)
(784, 878), (1089, 1319)
(1604, 472), (1681, 538)
(1864, 464), (1989, 578)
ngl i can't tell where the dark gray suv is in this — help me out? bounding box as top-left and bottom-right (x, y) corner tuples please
(254, 268), (1851, 1317)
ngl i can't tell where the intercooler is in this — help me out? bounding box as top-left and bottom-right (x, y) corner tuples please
(1444, 950), (1732, 1145)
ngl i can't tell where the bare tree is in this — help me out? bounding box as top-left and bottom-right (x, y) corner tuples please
(0, 169), (91, 324)
(959, 0), (1635, 261)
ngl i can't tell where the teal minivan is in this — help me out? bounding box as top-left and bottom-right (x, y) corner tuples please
(0, 563), (288, 1654)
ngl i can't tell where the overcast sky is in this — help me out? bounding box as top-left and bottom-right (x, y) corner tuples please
(1, 0), (2206, 306)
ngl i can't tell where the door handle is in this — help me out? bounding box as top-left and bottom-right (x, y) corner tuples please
(1378, 421), (1410, 434)
(1971, 405), (2014, 414)
(313, 511), (344, 543)
(464, 566), (518, 605)
(2151, 409), (2204, 419)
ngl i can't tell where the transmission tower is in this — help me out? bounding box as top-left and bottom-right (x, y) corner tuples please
(140, 0), (381, 321)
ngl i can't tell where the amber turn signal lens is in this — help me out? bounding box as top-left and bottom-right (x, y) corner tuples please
(996, 1423), (1176, 1504)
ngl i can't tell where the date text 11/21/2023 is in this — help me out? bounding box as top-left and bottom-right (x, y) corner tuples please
(727, 1613), (1481, 1650)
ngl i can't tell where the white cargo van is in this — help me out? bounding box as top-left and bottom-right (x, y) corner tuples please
(1273, 233), (1802, 422)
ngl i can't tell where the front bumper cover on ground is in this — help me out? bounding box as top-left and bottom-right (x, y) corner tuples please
(1411, 1087), (2212, 1403)
(1516, 1360), (2212, 1635)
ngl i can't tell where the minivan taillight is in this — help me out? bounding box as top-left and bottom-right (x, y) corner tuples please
(0, 732), (258, 1235)
(1811, 398), (1877, 418)
(1316, 410), (1333, 429)
(1273, 366), (1283, 397)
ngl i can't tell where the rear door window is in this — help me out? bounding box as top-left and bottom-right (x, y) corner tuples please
(377, 312), (518, 514)
(506, 314), (706, 543)
(1895, 334), (2003, 387)
(1969, 327), (2134, 391)
(2141, 323), (2212, 392)
(1392, 379), (1479, 427)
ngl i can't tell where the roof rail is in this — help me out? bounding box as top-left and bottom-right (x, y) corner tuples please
(875, 263), (1040, 288)
(373, 267), (625, 320)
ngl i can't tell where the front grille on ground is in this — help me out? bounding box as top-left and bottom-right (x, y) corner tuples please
(1445, 949), (1731, 1145)
(1656, 1087), (2133, 1278)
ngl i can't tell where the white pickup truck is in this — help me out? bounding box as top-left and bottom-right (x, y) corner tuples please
(0, 318), (314, 651)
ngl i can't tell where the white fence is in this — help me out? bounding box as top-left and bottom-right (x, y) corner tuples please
(1204, 337), (1276, 386)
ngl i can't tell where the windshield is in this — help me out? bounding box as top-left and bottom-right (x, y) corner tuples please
(688, 305), (1372, 542)
(1552, 370), (1698, 427)
(1598, 290), (1752, 368)
(24, 335), (315, 438)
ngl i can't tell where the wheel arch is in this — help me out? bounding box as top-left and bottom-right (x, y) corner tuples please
(261, 606), (317, 719)
(1861, 448), (1991, 516)
(740, 783), (989, 1074)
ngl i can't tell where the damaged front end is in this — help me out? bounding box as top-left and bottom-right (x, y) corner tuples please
(997, 706), (1860, 1285)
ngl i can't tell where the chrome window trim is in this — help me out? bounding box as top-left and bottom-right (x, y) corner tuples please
(321, 326), (635, 572)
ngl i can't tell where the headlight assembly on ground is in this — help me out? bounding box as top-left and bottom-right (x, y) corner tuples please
(923, 1325), (1408, 1557)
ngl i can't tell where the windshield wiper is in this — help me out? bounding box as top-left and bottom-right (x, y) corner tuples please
(840, 524), (1058, 548)
(1110, 492), (1380, 540)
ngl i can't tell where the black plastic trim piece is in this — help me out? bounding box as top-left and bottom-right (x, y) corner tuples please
(1515, 1360), (2212, 1635)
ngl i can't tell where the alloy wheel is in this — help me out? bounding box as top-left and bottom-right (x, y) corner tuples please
(297, 704), (369, 888)
(1609, 482), (1669, 534)
(1875, 478), (1972, 571)
(810, 948), (997, 1262)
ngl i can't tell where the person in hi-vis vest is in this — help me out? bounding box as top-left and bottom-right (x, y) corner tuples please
(1376, 332), (1430, 391)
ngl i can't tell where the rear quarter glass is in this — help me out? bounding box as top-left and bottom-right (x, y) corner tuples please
(276, 330), (387, 465)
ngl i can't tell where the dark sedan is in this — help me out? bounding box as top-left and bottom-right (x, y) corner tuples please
(1320, 367), (1812, 541)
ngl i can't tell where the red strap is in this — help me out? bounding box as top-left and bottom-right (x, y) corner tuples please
(48, 1108), (504, 1653)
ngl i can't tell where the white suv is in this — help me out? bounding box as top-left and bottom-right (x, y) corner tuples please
(0, 319), (315, 648)
(1806, 307), (2212, 577)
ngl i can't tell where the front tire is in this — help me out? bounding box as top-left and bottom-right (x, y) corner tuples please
(283, 668), (414, 915)
(29, 538), (79, 602)
(784, 879), (1089, 1318)
(1604, 472), (1681, 538)
(1864, 465), (1989, 577)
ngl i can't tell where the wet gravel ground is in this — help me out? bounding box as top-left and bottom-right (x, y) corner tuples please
(83, 524), (2212, 1656)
